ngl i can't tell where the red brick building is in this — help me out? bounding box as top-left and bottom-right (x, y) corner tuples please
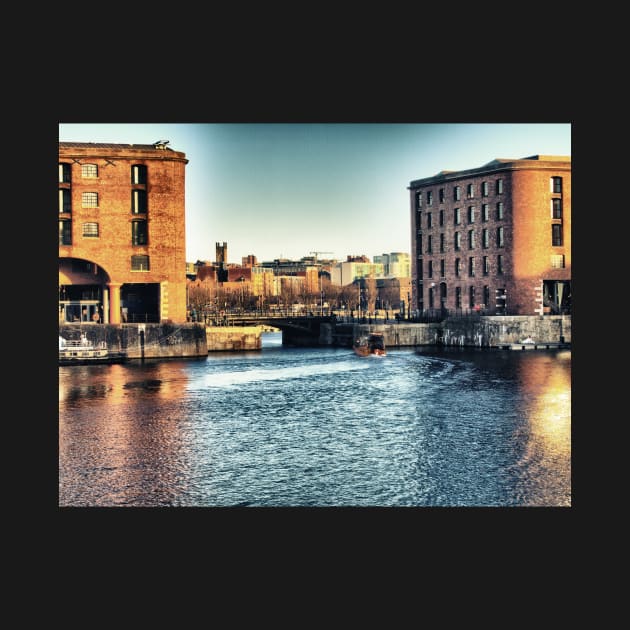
(59, 141), (188, 324)
(409, 155), (571, 316)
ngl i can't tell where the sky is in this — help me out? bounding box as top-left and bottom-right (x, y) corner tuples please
(58, 123), (571, 264)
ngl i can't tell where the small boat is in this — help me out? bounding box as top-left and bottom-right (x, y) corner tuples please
(59, 334), (126, 365)
(353, 333), (386, 357)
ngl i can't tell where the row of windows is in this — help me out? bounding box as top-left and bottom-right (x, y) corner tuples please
(417, 179), (504, 207)
(421, 285), (498, 311)
(418, 255), (505, 278)
(58, 189), (148, 214)
(419, 202), (505, 228)
(58, 163), (148, 184)
(59, 220), (148, 245)
(418, 227), (505, 253)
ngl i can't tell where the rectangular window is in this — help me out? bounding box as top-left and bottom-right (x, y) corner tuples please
(454, 232), (461, 251)
(427, 212), (433, 228)
(497, 255), (504, 274)
(82, 222), (99, 237)
(428, 260), (433, 278)
(440, 259), (445, 277)
(416, 192), (422, 208)
(439, 188), (445, 203)
(496, 202), (504, 220)
(59, 189), (71, 213)
(132, 164), (148, 185)
(552, 223), (563, 246)
(417, 234), (423, 253)
(81, 163), (98, 178)
(59, 163), (71, 183)
(482, 228), (489, 248)
(427, 191), (433, 206)
(468, 206), (475, 223)
(417, 258), (423, 279)
(131, 255), (150, 271)
(468, 230), (475, 249)
(81, 192), (98, 208)
(551, 177), (562, 193)
(454, 208), (461, 225)
(483, 256), (490, 275)
(439, 233), (445, 252)
(455, 258), (461, 277)
(59, 220), (72, 245)
(467, 183), (474, 198)
(132, 220), (148, 245)
(454, 186), (461, 201)
(481, 181), (489, 197)
(496, 179), (503, 194)
(482, 203), (489, 221)
(439, 210), (444, 226)
(551, 254), (565, 268)
(427, 235), (433, 254)
(497, 226), (504, 247)
(132, 189), (148, 214)
(469, 286), (475, 309)
(455, 286), (462, 309)
(552, 198), (562, 219)
(469, 257), (475, 277)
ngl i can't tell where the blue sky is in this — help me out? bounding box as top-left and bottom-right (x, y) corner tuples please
(58, 123), (571, 264)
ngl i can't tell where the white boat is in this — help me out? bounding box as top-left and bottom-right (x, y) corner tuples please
(59, 335), (125, 365)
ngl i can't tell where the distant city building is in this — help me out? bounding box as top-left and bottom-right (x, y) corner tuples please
(59, 141), (188, 324)
(330, 256), (385, 286)
(409, 155), (571, 315)
(373, 252), (410, 278)
(215, 242), (228, 265)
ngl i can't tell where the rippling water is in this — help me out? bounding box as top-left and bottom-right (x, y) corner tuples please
(59, 332), (571, 507)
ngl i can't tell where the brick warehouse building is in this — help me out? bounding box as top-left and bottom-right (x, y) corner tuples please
(409, 155), (571, 316)
(59, 141), (189, 325)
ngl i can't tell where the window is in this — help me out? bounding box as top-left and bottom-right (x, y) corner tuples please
(497, 255), (504, 274)
(497, 226), (504, 247)
(552, 198), (562, 219)
(131, 255), (150, 271)
(59, 189), (71, 213)
(439, 188), (445, 203)
(496, 201), (504, 220)
(468, 206), (475, 223)
(428, 260), (433, 278)
(469, 286), (475, 309)
(551, 176), (562, 193)
(551, 254), (565, 268)
(59, 220), (72, 245)
(469, 257), (475, 277)
(482, 228), (489, 248)
(455, 258), (461, 276)
(82, 192), (98, 208)
(454, 186), (461, 201)
(455, 286), (462, 309)
(483, 256), (490, 275)
(468, 230), (475, 249)
(132, 189), (147, 214)
(132, 164), (148, 185)
(552, 224), (563, 246)
(481, 181), (489, 197)
(59, 163), (71, 183)
(454, 207), (461, 225)
(417, 258), (423, 279)
(417, 234), (423, 252)
(483, 286), (490, 308)
(496, 179), (503, 194)
(454, 232), (461, 250)
(82, 222), (99, 237)
(81, 163), (98, 178)
(440, 259), (445, 277)
(427, 212), (433, 228)
(427, 235), (433, 253)
(416, 192), (422, 208)
(482, 203), (489, 221)
(467, 183), (474, 198)
(439, 233), (445, 252)
(427, 190), (433, 206)
(132, 220), (148, 245)
(439, 210), (444, 226)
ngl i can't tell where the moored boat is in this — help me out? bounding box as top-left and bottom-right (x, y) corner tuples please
(59, 334), (126, 365)
(353, 333), (386, 357)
